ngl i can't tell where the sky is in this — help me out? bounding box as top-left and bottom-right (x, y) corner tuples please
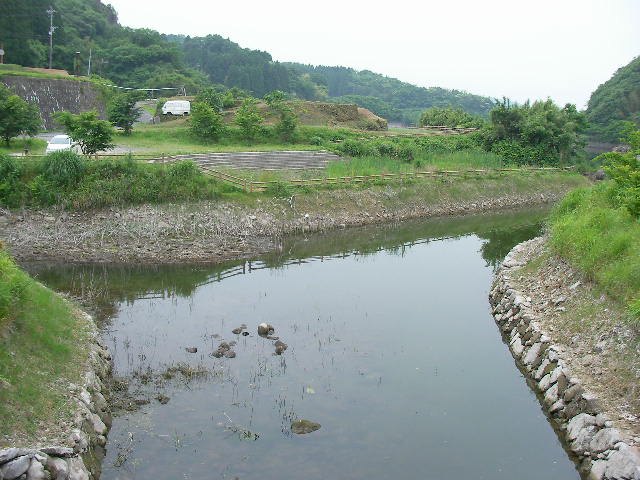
(105, 0), (639, 108)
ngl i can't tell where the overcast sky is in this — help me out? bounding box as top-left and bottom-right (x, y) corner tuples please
(105, 0), (639, 109)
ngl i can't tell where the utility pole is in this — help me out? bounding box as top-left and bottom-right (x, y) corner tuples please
(47, 6), (56, 69)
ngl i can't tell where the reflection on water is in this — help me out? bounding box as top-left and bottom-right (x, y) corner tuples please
(27, 207), (580, 480)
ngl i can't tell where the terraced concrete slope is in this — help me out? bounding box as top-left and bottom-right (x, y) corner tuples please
(174, 150), (342, 170)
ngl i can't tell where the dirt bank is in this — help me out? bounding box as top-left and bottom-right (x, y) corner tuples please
(0, 173), (588, 264)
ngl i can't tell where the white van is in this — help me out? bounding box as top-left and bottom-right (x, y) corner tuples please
(162, 100), (191, 115)
(45, 134), (78, 154)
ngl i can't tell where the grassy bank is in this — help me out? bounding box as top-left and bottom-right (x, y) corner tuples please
(0, 152), (225, 210)
(548, 183), (640, 321)
(0, 250), (93, 445)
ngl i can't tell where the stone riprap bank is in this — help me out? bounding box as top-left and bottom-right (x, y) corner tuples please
(490, 238), (640, 480)
(1, 76), (106, 130)
(0, 313), (112, 480)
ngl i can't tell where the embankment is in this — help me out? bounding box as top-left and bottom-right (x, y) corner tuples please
(0, 172), (588, 264)
(0, 253), (113, 479)
(1, 75), (107, 130)
(490, 237), (640, 480)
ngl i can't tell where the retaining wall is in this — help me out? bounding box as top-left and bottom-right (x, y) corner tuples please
(490, 238), (640, 480)
(1, 76), (107, 130)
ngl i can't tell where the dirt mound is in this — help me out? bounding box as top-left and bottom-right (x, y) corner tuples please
(223, 101), (388, 131)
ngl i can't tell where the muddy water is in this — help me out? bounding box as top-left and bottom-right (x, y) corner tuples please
(29, 207), (580, 479)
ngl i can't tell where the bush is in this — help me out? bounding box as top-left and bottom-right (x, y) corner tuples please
(189, 102), (225, 141)
(309, 136), (324, 146)
(42, 151), (87, 187)
(0, 154), (24, 207)
(265, 181), (293, 198)
(337, 139), (373, 157)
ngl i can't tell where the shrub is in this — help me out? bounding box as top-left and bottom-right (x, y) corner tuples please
(337, 139), (373, 157)
(309, 136), (324, 146)
(189, 102), (225, 141)
(265, 181), (293, 198)
(42, 151), (87, 187)
(0, 154), (24, 207)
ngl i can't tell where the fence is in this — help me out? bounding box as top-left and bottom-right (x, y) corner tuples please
(200, 165), (576, 193)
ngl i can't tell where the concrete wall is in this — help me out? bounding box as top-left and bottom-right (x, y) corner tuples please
(1, 76), (107, 131)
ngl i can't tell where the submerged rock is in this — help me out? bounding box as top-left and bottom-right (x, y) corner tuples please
(258, 323), (275, 336)
(291, 419), (321, 435)
(232, 328), (243, 334)
(185, 347), (198, 353)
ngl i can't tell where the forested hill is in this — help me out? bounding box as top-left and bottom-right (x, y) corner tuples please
(284, 63), (494, 123)
(1, 0), (494, 124)
(586, 56), (640, 142)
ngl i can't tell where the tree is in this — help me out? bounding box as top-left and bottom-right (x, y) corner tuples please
(418, 107), (484, 128)
(189, 102), (225, 141)
(53, 111), (115, 155)
(107, 93), (142, 135)
(0, 85), (41, 145)
(234, 98), (264, 142)
(480, 98), (587, 165)
(194, 87), (225, 111)
(265, 90), (298, 142)
(600, 124), (640, 217)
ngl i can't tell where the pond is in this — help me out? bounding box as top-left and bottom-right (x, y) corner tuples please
(29, 207), (580, 480)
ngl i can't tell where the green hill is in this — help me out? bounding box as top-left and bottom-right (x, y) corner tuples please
(585, 56), (640, 142)
(1, 0), (494, 124)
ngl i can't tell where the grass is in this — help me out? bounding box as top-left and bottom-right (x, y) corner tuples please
(548, 183), (640, 322)
(115, 120), (326, 155)
(1, 153), (227, 210)
(0, 250), (93, 444)
(0, 138), (47, 155)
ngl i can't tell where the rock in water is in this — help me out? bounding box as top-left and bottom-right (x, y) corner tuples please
(156, 394), (170, 404)
(291, 419), (321, 434)
(218, 342), (230, 351)
(274, 340), (288, 350)
(258, 323), (275, 336)
(210, 350), (224, 358)
(223, 350), (236, 358)
(242, 331), (250, 336)
(185, 347), (197, 353)
(232, 328), (243, 334)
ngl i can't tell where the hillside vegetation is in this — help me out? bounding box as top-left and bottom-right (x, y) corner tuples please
(1, 0), (493, 125)
(585, 56), (640, 142)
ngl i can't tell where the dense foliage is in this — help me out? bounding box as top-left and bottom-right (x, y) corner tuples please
(597, 125), (640, 217)
(265, 91), (298, 142)
(0, 152), (222, 209)
(480, 99), (587, 165)
(418, 107), (484, 128)
(586, 56), (640, 142)
(0, 84), (41, 145)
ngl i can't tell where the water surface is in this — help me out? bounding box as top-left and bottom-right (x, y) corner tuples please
(30, 207), (579, 480)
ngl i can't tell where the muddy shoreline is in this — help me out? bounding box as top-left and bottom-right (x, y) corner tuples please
(1, 188), (573, 265)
